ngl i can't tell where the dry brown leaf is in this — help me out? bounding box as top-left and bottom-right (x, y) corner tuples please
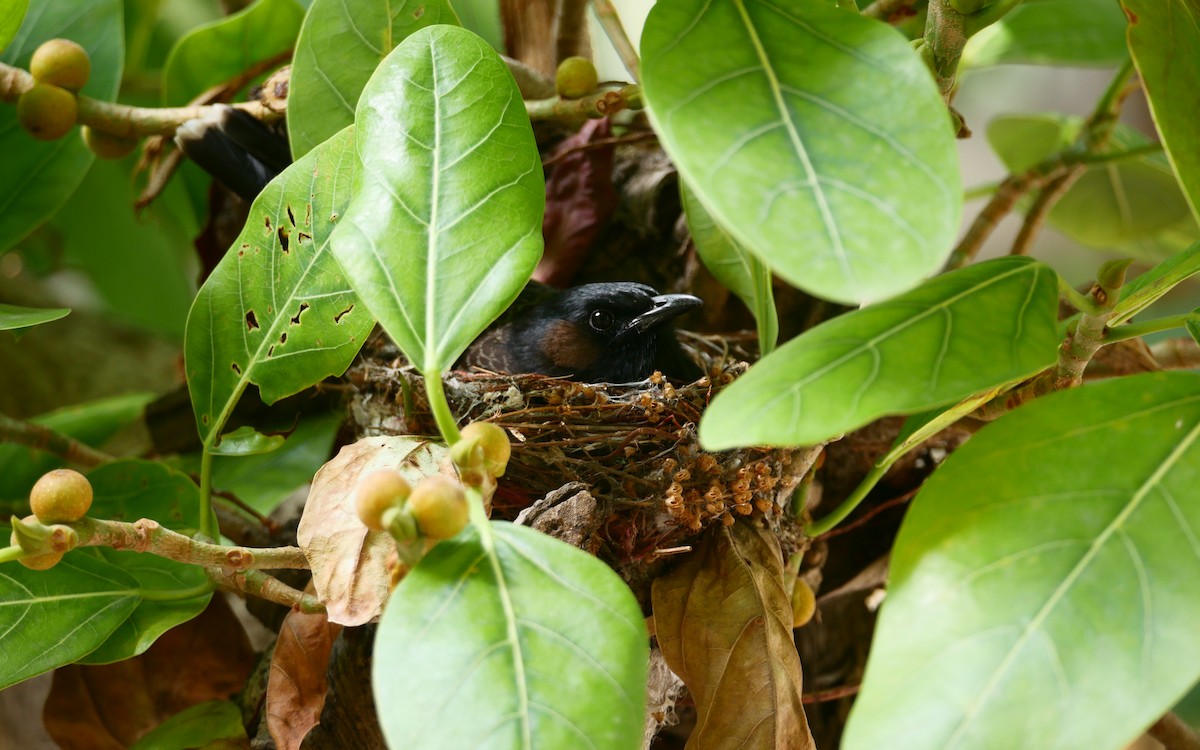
(297, 436), (455, 626)
(652, 522), (815, 750)
(44, 596), (255, 749)
(266, 607), (342, 750)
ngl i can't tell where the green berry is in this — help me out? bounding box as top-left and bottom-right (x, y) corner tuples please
(407, 476), (469, 540)
(30, 39), (91, 92)
(453, 422), (512, 478)
(355, 470), (412, 531)
(10, 516), (64, 570)
(555, 56), (599, 99)
(17, 83), (78, 141)
(30, 469), (92, 523)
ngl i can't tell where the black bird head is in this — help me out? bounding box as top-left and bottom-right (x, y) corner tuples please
(461, 282), (703, 383)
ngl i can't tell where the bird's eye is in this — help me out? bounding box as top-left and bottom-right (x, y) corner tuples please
(588, 309), (615, 332)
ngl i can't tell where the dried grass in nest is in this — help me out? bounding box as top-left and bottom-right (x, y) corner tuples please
(347, 332), (821, 563)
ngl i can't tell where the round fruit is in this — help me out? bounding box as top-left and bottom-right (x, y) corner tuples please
(29, 38), (91, 91)
(10, 519), (64, 570)
(355, 470), (412, 531)
(456, 422), (511, 478)
(407, 476), (469, 540)
(790, 578), (816, 628)
(555, 56), (598, 99)
(81, 126), (137, 159)
(30, 468), (92, 523)
(17, 83), (78, 141)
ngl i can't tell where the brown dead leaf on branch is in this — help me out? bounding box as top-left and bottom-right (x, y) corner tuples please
(652, 522), (814, 750)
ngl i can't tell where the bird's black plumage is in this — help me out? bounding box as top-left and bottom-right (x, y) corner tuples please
(178, 111), (703, 383)
(459, 282), (702, 383)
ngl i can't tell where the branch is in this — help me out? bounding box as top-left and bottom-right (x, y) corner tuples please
(74, 517), (309, 570)
(0, 412), (116, 467)
(1010, 167), (1084, 256)
(1148, 712), (1200, 750)
(592, 0), (640, 82)
(209, 566), (325, 613)
(526, 84), (641, 121)
(556, 0), (591, 63)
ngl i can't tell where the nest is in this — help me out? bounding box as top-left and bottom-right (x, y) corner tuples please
(346, 333), (820, 569)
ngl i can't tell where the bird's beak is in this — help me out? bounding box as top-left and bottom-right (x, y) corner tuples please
(625, 294), (703, 334)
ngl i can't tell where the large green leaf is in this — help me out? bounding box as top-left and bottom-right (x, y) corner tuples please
(0, 0), (122, 253)
(699, 257), (1059, 449)
(373, 521), (647, 749)
(0, 0), (27, 54)
(0, 303), (69, 332)
(162, 0), (303, 105)
(1110, 240), (1200, 326)
(844, 372), (1200, 750)
(75, 460), (213, 664)
(1123, 0), (1200, 224)
(681, 181), (778, 356)
(0, 553), (140, 689)
(287, 0), (459, 158)
(963, 0), (1129, 68)
(988, 116), (1195, 253)
(128, 700), (247, 750)
(185, 126), (371, 447)
(641, 0), (960, 305)
(330, 25), (544, 375)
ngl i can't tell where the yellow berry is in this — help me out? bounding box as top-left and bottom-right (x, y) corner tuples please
(81, 126), (137, 159)
(30, 39), (91, 92)
(10, 517), (65, 570)
(407, 476), (469, 540)
(455, 422), (511, 478)
(791, 578), (816, 628)
(30, 469), (92, 523)
(17, 83), (78, 141)
(555, 56), (598, 99)
(355, 470), (412, 531)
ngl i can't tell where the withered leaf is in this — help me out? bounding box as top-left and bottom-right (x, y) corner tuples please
(297, 436), (456, 626)
(652, 522), (814, 750)
(267, 606), (342, 750)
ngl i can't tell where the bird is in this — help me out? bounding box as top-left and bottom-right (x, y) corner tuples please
(459, 281), (702, 383)
(176, 107), (704, 383)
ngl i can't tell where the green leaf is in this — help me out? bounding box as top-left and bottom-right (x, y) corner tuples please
(988, 117), (1193, 251)
(0, 303), (69, 332)
(373, 521), (647, 749)
(74, 460), (213, 664)
(963, 0), (1130, 68)
(331, 25), (544, 375)
(128, 700), (247, 750)
(185, 126), (372, 447)
(1188, 316), (1200, 346)
(844, 372), (1200, 750)
(162, 0), (303, 105)
(681, 180), (778, 356)
(0, 0), (28, 54)
(287, 0), (459, 158)
(699, 257), (1059, 449)
(0, 393), (152, 501)
(641, 0), (960, 305)
(0, 0), (122, 253)
(1110, 240), (1200, 325)
(212, 425), (287, 456)
(0, 553), (140, 689)
(1123, 0), (1200, 224)
(451, 0), (503, 51)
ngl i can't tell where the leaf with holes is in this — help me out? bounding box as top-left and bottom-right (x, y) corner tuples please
(844, 372), (1200, 750)
(373, 522), (647, 749)
(185, 126), (372, 447)
(699, 257), (1059, 449)
(1123, 0), (1200, 223)
(641, 0), (960, 305)
(0, 553), (140, 690)
(287, 0), (459, 158)
(682, 181), (778, 355)
(0, 0), (121, 254)
(162, 0), (303, 105)
(330, 25), (544, 375)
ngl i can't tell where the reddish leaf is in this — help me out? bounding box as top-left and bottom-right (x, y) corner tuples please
(652, 523), (814, 750)
(537, 118), (618, 287)
(43, 596), (254, 748)
(297, 436), (456, 626)
(266, 607), (342, 750)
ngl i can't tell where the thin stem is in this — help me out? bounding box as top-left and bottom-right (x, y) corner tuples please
(592, 0), (640, 82)
(556, 0), (591, 62)
(1106, 312), (1197, 342)
(525, 84), (641, 121)
(1092, 57), (1136, 122)
(1011, 167), (1085, 256)
(805, 463), (889, 537)
(963, 180), (1002, 201)
(1073, 142), (1163, 165)
(0, 545), (25, 564)
(0, 413), (116, 467)
(424, 372), (462, 445)
(1058, 275), (1101, 315)
(210, 567), (325, 613)
(199, 448), (215, 540)
(1148, 712), (1200, 750)
(947, 169), (1060, 269)
(73, 517), (310, 569)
